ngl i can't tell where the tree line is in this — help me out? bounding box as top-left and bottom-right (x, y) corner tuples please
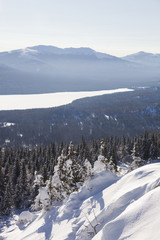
(0, 131), (160, 216)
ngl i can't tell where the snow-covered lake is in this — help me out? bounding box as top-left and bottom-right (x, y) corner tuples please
(0, 88), (133, 111)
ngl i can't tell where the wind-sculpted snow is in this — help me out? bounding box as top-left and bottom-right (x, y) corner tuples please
(94, 187), (160, 240)
(57, 170), (119, 222)
(1, 163), (160, 240)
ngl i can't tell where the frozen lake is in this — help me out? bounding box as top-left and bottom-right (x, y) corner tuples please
(0, 88), (133, 111)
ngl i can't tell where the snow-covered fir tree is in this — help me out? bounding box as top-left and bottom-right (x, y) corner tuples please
(0, 132), (160, 216)
(94, 139), (109, 173)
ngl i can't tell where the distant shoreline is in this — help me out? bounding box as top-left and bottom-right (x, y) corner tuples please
(0, 88), (134, 111)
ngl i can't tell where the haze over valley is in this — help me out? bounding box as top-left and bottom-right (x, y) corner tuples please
(0, 46), (159, 95)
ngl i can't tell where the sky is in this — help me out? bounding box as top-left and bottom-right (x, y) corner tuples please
(0, 0), (159, 56)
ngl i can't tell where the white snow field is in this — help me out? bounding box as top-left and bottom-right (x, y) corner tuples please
(1, 163), (160, 240)
(0, 88), (133, 111)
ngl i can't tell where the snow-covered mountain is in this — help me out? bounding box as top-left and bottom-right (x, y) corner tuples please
(1, 163), (160, 240)
(0, 45), (119, 59)
(122, 51), (160, 66)
(0, 46), (159, 94)
(0, 45), (120, 72)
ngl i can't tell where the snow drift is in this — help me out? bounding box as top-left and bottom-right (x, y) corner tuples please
(1, 163), (160, 240)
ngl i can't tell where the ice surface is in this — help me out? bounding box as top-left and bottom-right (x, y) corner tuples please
(0, 88), (133, 111)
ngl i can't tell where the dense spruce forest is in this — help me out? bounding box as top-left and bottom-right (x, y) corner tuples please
(0, 131), (160, 216)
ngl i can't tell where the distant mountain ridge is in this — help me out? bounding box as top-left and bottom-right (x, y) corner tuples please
(1, 45), (120, 59)
(1, 45), (159, 61)
(122, 51), (160, 66)
(0, 45), (159, 95)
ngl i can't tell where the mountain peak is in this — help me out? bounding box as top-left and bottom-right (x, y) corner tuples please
(122, 51), (160, 65)
(30, 45), (97, 56)
(9, 45), (118, 60)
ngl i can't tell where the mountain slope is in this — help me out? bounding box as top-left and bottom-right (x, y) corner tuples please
(0, 46), (159, 94)
(1, 163), (160, 240)
(122, 51), (160, 66)
(0, 45), (123, 74)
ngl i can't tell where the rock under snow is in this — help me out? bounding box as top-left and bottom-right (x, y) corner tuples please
(18, 211), (34, 225)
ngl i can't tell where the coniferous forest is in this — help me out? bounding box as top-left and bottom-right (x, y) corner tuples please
(0, 87), (160, 146)
(0, 131), (160, 216)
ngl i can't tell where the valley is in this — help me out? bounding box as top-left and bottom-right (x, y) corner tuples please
(0, 87), (159, 146)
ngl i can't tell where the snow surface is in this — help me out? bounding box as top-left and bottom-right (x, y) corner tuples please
(0, 122), (15, 128)
(104, 115), (110, 120)
(1, 163), (160, 240)
(18, 211), (34, 225)
(34, 187), (50, 211)
(0, 88), (133, 111)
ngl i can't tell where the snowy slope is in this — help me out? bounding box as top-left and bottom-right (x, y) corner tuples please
(1, 163), (160, 240)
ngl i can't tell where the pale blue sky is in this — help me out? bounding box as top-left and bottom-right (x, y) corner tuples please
(0, 0), (159, 56)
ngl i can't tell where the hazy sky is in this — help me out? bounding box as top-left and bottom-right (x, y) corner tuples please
(0, 0), (159, 56)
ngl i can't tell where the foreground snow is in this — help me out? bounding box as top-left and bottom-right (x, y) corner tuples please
(1, 163), (160, 240)
(0, 88), (133, 110)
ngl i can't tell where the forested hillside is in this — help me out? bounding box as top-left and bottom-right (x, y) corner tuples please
(0, 131), (160, 216)
(0, 87), (160, 146)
